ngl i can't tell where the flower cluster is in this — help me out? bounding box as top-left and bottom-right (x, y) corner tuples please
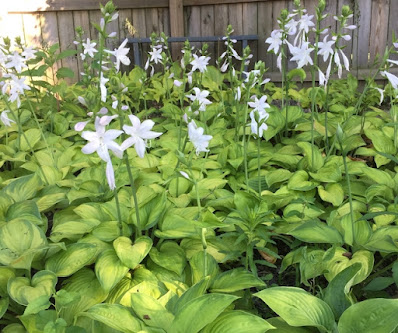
(80, 114), (162, 190)
(248, 96), (270, 138)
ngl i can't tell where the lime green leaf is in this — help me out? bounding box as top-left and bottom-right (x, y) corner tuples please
(149, 242), (186, 275)
(20, 129), (41, 151)
(323, 263), (361, 319)
(288, 170), (317, 191)
(362, 167), (394, 188)
(130, 293), (174, 329)
(45, 243), (97, 277)
(19, 310), (58, 333)
(310, 163), (342, 182)
(7, 270), (57, 306)
(266, 317), (315, 332)
(78, 304), (142, 333)
(0, 297), (9, 319)
(113, 236), (152, 270)
(297, 142), (324, 171)
(318, 183), (344, 206)
(24, 295), (51, 315)
(255, 287), (335, 332)
(190, 252), (219, 284)
(210, 268), (265, 293)
(169, 293), (239, 333)
(338, 298), (398, 333)
(0, 220), (47, 269)
(95, 249), (129, 292)
(0, 267), (15, 297)
(56, 67), (75, 79)
(172, 278), (210, 314)
(202, 310), (275, 333)
(288, 221), (343, 244)
(2, 173), (42, 202)
(324, 248), (373, 285)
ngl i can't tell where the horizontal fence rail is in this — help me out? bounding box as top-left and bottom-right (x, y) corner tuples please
(1, 0), (396, 83)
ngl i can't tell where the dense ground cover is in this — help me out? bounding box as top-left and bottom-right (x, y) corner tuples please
(1, 0), (398, 332)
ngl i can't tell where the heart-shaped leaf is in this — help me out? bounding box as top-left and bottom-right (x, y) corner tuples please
(210, 268), (265, 293)
(113, 236), (152, 269)
(7, 270), (57, 306)
(149, 242), (186, 275)
(95, 249), (129, 292)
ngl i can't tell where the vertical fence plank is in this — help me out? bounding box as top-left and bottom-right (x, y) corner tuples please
(105, 15), (120, 51)
(258, 2), (273, 71)
(22, 14), (42, 47)
(387, 0), (398, 61)
(73, 10), (90, 80)
(132, 8), (147, 66)
(89, 10), (103, 40)
(117, 9), (133, 71)
(169, 0), (184, 58)
(57, 11), (78, 84)
(186, 6), (201, 49)
(40, 12), (60, 84)
(1, 14), (25, 45)
(369, 0), (390, 64)
(201, 5), (215, 58)
(146, 8), (159, 36)
(228, 4), (243, 35)
(352, 0), (371, 69)
(271, 1), (286, 71)
(243, 3), (258, 65)
(214, 4), (228, 61)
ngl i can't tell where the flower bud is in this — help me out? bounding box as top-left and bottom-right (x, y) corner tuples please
(281, 9), (289, 20)
(86, 91), (97, 106)
(342, 5), (351, 17)
(318, 0), (326, 12)
(294, 0), (301, 8)
(110, 76), (121, 89)
(336, 123), (344, 143)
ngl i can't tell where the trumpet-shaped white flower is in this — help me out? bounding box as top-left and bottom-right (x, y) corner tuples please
(265, 30), (283, 54)
(100, 73), (109, 102)
(5, 52), (27, 73)
(121, 114), (162, 158)
(82, 38), (98, 58)
(1, 110), (15, 127)
(186, 87), (212, 112)
(288, 41), (314, 68)
(81, 116), (123, 190)
(190, 54), (210, 73)
(381, 71), (398, 90)
(250, 109), (269, 138)
(317, 35), (335, 62)
(105, 38), (131, 72)
(188, 120), (212, 155)
(21, 46), (37, 60)
(2, 74), (31, 108)
(248, 95), (270, 114)
(148, 46), (163, 64)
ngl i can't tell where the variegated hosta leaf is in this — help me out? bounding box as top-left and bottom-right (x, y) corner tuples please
(113, 236), (152, 270)
(0, 220), (47, 270)
(7, 270), (57, 306)
(45, 243), (97, 277)
(95, 249), (129, 292)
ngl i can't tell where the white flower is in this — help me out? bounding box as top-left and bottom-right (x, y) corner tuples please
(285, 18), (298, 35)
(100, 73), (109, 102)
(220, 60), (228, 72)
(5, 52), (27, 73)
(21, 46), (37, 60)
(317, 35), (335, 62)
(148, 46), (163, 64)
(105, 38), (131, 72)
(82, 38), (98, 58)
(174, 79), (183, 87)
(265, 30), (283, 54)
(381, 71), (398, 90)
(186, 87), (212, 112)
(121, 115), (162, 158)
(190, 54), (210, 73)
(74, 120), (90, 131)
(81, 116), (123, 190)
(288, 41), (314, 68)
(250, 109), (269, 137)
(1, 110), (15, 127)
(108, 32), (117, 38)
(187, 120), (212, 155)
(248, 95), (270, 114)
(2, 74), (31, 108)
(179, 171), (190, 179)
(298, 14), (315, 34)
(374, 87), (384, 105)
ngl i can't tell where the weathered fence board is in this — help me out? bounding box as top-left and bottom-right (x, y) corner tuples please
(1, 0), (397, 83)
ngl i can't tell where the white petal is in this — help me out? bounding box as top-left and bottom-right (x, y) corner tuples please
(106, 161), (116, 190)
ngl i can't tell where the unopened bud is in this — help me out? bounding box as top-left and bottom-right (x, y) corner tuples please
(318, 0), (326, 12)
(281, 9), (289, 20)
(342, 5), (351, 17)
(294, 0), (301, 8)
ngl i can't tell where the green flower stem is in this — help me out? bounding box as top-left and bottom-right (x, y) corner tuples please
(242, 85), (252, 192)
(3, 100), (50, 185)
(194, 177), (208, 277)
(342, 151), (355, 246)
(257, 125), (262, 199)
(324, 83), (331, 152)
(113, 186), (123, 234)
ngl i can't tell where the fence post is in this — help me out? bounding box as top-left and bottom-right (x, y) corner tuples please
(169, 0), (184, 59)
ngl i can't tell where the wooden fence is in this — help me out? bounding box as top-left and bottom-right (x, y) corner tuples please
(1, 0), (397, 83)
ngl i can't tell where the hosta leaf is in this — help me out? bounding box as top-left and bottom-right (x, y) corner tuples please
(338, 298), (398, 333)
(130, 293), (174, 329)
(297, 142), (324, 171)
(23, 295), (51, 315)
(0, 267), (15, 296)
(362, 167), (394, 188)
(324, 248), (373, 285)
(0, 220), (47, 269)
(20, 129), (41, 151)
(2, 173), (42, 202)
(288, 170), (317, 191)
(45, 243), (97, 277)
(113, 236), (152, 269)
(172, 278), (210, 314)
(288, 221), (343, 244)
(95, 249), (129, 292)
(190, 251), (219, 284)
(169, 293), (239, 333)
(59, 269), (107, 324)
(149, 242), (186, 275)
(50, 219), (101, 242)
(19, 310), (58, 333)
(0, 297), (9, 319)
(265, 169), (292, 188)
(202, 310), (275, 333)
(254, 287), (335, 332)
(323, 263), (361, 319)
(318, 183), (344, 207)
(364, 226), (398, 252)
(310, 163), (342, 183)
(7, 270), (57, 306)
(210, 268), (265, 293)
(78, 304), (142, 333)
